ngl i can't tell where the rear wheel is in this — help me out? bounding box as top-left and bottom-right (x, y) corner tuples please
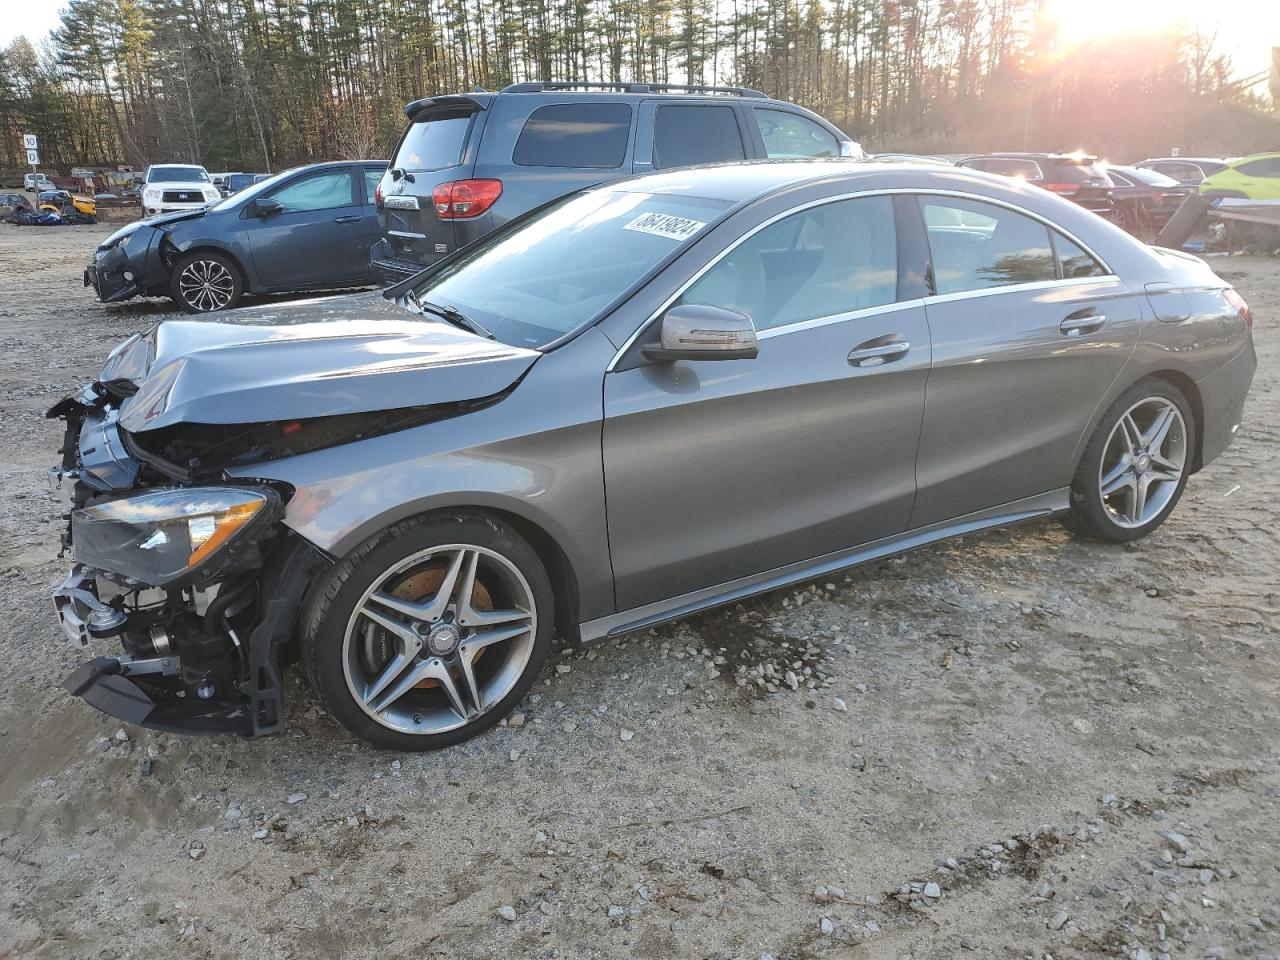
(302, 514), (554, 750)
(1067, 379), (1194, 542)
(170, 251), (243, 313)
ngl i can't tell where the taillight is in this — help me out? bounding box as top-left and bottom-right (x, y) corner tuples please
(374, 182), (383, 210)
(1151, 191), (1165, 202)
(1043, 182), (1081, 196)
(1224, 288), (1253, 329)
(432, 179), (503, 219)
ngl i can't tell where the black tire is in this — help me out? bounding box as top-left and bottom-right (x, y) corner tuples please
(170, 250), (244, 313)
(1067, 378), (1196, 543)
(301, 513), (554, 751)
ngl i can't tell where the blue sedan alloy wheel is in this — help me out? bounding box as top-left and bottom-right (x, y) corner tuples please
(171, 251), (243, 313)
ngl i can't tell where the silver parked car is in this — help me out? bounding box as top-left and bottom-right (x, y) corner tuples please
(50, 161), (1256, 749)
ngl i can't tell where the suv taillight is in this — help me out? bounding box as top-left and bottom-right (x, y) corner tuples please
(1043, 182), (1081, 196)
(1224, 288), (1253, 329)
(433, 179), (503, 219)
(374, 182), (383, 210)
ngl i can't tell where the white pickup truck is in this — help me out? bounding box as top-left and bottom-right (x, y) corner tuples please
(140, 164), (221, 216)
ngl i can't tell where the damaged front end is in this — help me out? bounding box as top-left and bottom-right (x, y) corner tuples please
(48, 387), (331, 735)
(48, 313), (535, 736)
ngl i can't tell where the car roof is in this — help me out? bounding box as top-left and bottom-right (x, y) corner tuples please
(1136, 157), (1223, 164)
(600, 158), (1022, 204)
(1227, 151), (1280, 164)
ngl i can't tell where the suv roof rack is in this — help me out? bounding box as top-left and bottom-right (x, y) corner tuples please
(501, 80), (769, 98)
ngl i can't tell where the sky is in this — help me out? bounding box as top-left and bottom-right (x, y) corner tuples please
(0, 0), (1277, 87)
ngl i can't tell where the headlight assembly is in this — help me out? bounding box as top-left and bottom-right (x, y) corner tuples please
(72, 486), (282, 588)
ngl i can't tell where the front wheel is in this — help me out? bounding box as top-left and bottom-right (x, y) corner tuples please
(1067, 379), (1195, 542)
(170, 251), (243, 313)
(302, 514), (554, 750)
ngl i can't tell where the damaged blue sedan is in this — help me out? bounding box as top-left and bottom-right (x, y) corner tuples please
(85, 160), (385, 313)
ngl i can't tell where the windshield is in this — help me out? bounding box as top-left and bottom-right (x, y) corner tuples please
(206, 168), (296, 211)
(413, 189), (730, 349)
(148, 166), (209, 183)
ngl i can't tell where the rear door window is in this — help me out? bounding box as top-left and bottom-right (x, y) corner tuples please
(919, 196), (1055, 294)
(394, 114), (472, 173)
(362, 168), (383, 203)
(653, 105), (746, 169)
(752, 108), (839, 159)
(986, 158), (1043, 179)
(513, 103), (633, 168)
(1052, 233), (1107, 279)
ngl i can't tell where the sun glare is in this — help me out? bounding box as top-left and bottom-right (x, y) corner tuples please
(1042, 0), (1195, 46)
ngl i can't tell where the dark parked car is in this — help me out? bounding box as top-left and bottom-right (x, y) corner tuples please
(50, 161), (1255, 749)
(223, 172), (264, 195)
(86, 160), (386, 313)
(371, 81), (863, 282)
(1133, 157), (1228, 186)
(1102, 164), (1190, 236)
(957, 153), (1115, 216)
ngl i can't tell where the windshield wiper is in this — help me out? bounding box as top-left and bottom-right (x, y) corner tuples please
(418, 299), (495, 340)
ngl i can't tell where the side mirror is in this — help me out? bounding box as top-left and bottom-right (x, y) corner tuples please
(642, 304), (758, 362)
(253, 198), (284, 218)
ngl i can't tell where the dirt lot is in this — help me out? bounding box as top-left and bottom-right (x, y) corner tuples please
(0, 222), (1277, 960)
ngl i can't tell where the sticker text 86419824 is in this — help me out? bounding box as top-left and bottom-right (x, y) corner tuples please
(623, 212), (707, 242)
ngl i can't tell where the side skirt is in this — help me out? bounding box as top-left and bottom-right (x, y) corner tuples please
(578, 488), (1069, 644)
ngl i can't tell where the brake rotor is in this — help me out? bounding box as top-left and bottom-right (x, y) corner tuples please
(362, 560), (495, 687)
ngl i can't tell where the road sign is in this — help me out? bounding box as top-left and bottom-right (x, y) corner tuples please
(22, 133), (37, 150)
(26, 148), (39, 165)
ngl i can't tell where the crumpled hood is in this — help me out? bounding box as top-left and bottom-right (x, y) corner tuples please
(101, 293), (540, 433)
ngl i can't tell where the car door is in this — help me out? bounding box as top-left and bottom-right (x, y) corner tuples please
(355, 166), (387, 281)
(602, 194), (932, 611)
(247, 165), (365, 289)
(908, 193), (1145, 528)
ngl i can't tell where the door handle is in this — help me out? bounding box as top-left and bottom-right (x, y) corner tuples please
(333, 215), (361, 224)
(847, 341), (910, 367)
(1059, 314), (1106, 336)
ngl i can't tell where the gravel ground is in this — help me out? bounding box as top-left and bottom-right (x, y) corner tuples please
(1, 222), (1278, 960)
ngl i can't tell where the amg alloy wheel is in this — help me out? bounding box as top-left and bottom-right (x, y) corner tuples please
(303, 515), (553, 750)
(1068, 379), (1194, 542)
(171, 251), (243, 313)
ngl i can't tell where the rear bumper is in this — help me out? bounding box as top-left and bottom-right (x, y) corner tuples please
(370, 238), (426, 284)
(1196, 340), (1257, 468)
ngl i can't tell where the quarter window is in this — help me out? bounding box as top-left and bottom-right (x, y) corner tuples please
(680, 195), (897, 331)
(653, 105), (746, 169)
(268, 170), (354, 212)
(514, 103), (633, 168)
(753, 108), (839, 159)
(919, 197), (1055, 294)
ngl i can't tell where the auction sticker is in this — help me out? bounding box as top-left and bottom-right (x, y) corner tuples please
(623, 212), (706, 241)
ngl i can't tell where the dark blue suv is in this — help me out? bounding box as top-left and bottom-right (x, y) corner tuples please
(370, 81), (861, 282)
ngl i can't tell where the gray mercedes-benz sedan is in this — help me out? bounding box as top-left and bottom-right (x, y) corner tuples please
(49, 161), (1256, 749)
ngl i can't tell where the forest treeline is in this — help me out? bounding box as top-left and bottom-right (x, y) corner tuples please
(1, 0), (1277, 173)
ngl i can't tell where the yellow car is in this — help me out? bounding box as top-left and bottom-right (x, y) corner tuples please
(37, 190), (97, 217)
(1198, 152), (1280, 201)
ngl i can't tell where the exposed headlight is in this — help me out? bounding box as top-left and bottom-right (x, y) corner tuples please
(72, 486), (282, 587)
(99, 221), (146, 250)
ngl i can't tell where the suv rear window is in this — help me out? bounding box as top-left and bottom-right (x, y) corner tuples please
(653, 105), (745, 169)
(394, 113), (472, 173)
(513, 103), (632, 168)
